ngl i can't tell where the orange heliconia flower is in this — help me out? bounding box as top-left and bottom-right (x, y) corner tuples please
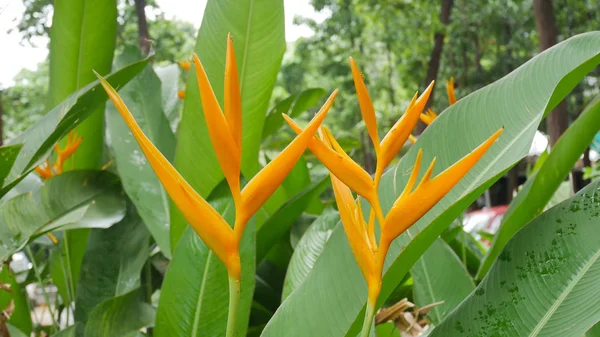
(178, 60), (191, 71)
(35, 131), (83, 179)
(409, 76), (457, 143)
(286, 59), (502, 336)
(97, 34), (337, 283)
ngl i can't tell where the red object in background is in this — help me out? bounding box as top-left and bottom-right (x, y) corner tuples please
(463, 205), (508, 246)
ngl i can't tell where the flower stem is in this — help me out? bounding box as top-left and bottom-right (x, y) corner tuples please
(360, 299), (376, 337)
(225, 275), (241, 337)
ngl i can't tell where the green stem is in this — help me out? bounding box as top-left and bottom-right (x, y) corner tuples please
(225, 275), (241, 337)
(360, 300), (376, 337)
(26, 246), (60, 330)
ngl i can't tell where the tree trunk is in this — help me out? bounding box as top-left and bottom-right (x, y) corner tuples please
(418, 0), (454, 133)
(534, 0), (568, 147)
(135, 0), (151, 55)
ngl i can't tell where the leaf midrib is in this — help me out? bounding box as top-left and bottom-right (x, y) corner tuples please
(191, 251), (213, 337)
(528, 247), (600, 336)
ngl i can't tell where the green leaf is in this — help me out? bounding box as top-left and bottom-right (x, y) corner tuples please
(256, 176), (330, 262)
(479, 96), (600, 278)
(442, 225), (486, 275)
(74, 202), (150, 323)
(1, 56), (150, 199)
(0, 267), (33, 334)
(155, 205), (255, 337)
(171, 0), (285, 246)
(262, 88), (327, 140)
(0, 144), (22, 187)
(430, 180), (600, 337)
(261, 32), (600, 337)
(107, 52), (176, 258)
(84, 289), (155, 337)
(411, 238), (475, 325)
(281, 211), (339, 300)
(5, 324), (28, 337)
(375, 323), (401, 337)
(0, 170), (125, 262)
(154, 64), (182, 128)
(48, 0), (117, 169)
(51, 323), (84, 337)
(587, 322), (600, 337)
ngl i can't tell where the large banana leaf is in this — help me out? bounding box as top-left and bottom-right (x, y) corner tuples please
(411, 238), (474, 325)
(48, 0), (117, 169)
(478, 96), (600, 278)
(107, 50), (175, 257)
(74, 203), (150, 323)
(281, 211), (339, 300)
(430, 180), (600, 337)
(1, 56), (150, 199)
(0, 170), (125, 262)
(261, 32), (600, 337)
(170, 0), (285, 245)
(84, 289), (155, 337)
(155, 204), (255, 337)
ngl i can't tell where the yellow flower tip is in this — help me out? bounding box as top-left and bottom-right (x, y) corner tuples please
(35, 159), (53, 179)
(178, 60), (191, 71)
(240, 90), (336, 223)
(408, 134), (417, 144)
(225, 33), (242, 152)
(383, 128), (502, 242)
(447, 77), (457, 105)
(177, 90), (186, 99)
(417, 156), (436, 189)
(46, 233), (58, 245)
(399, 149), (423, 199)
(101, 160), (113, 171)
(417, 80), (435, 107)
(349, 58), (380, 152)
(193, 52), (241, 198)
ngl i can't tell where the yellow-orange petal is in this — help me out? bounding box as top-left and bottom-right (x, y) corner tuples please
(399, 149), (423, 200)
(420, 108), (437, 126)
(96, 72), (236, 268)
(350, 57), (380, 154)
(239, 90), (337, 232)
(321, 126), (352, 161)
(193, 53), (241, 199)
(447, 77), (456, 105)
(283, 113), (375, 202)
(177, 90), (186, 99)
(330, 173), (376, 283)
(382, 128), (503, 243)
(379, 81), (434, 171)
(225, 33), (242, 153)
(178, 60), (191, 71)
(35, 159), (54, 179)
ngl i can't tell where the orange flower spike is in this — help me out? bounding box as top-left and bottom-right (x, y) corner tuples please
(239, 91), (337, 233)
(54, 132), (82, 173)
(224, 33), (242, 152)
(398, 149), (423, 200)
(283, 114), (375, 202)
(419, 109), (437, 126)
(193, 53), (242, 204)
(35, 159), (54, 179)
(96, 73), (237, 273)
(379, 81), (434, 171)
(381, 128), (503, 246)
(178, 60), (191, 71)
(350, 57), (380, 155)
(330, 174), (376, 285)
(447, 77), (457, 105)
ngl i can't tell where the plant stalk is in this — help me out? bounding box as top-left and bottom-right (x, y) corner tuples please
(360, 299), (376, 337)
(225, 275), (241, 337)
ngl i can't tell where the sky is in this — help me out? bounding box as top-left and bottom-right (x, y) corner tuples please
(0, 0), (326, 87)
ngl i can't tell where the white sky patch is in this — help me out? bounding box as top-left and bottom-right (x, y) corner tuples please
(0, 0), (326, 87)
